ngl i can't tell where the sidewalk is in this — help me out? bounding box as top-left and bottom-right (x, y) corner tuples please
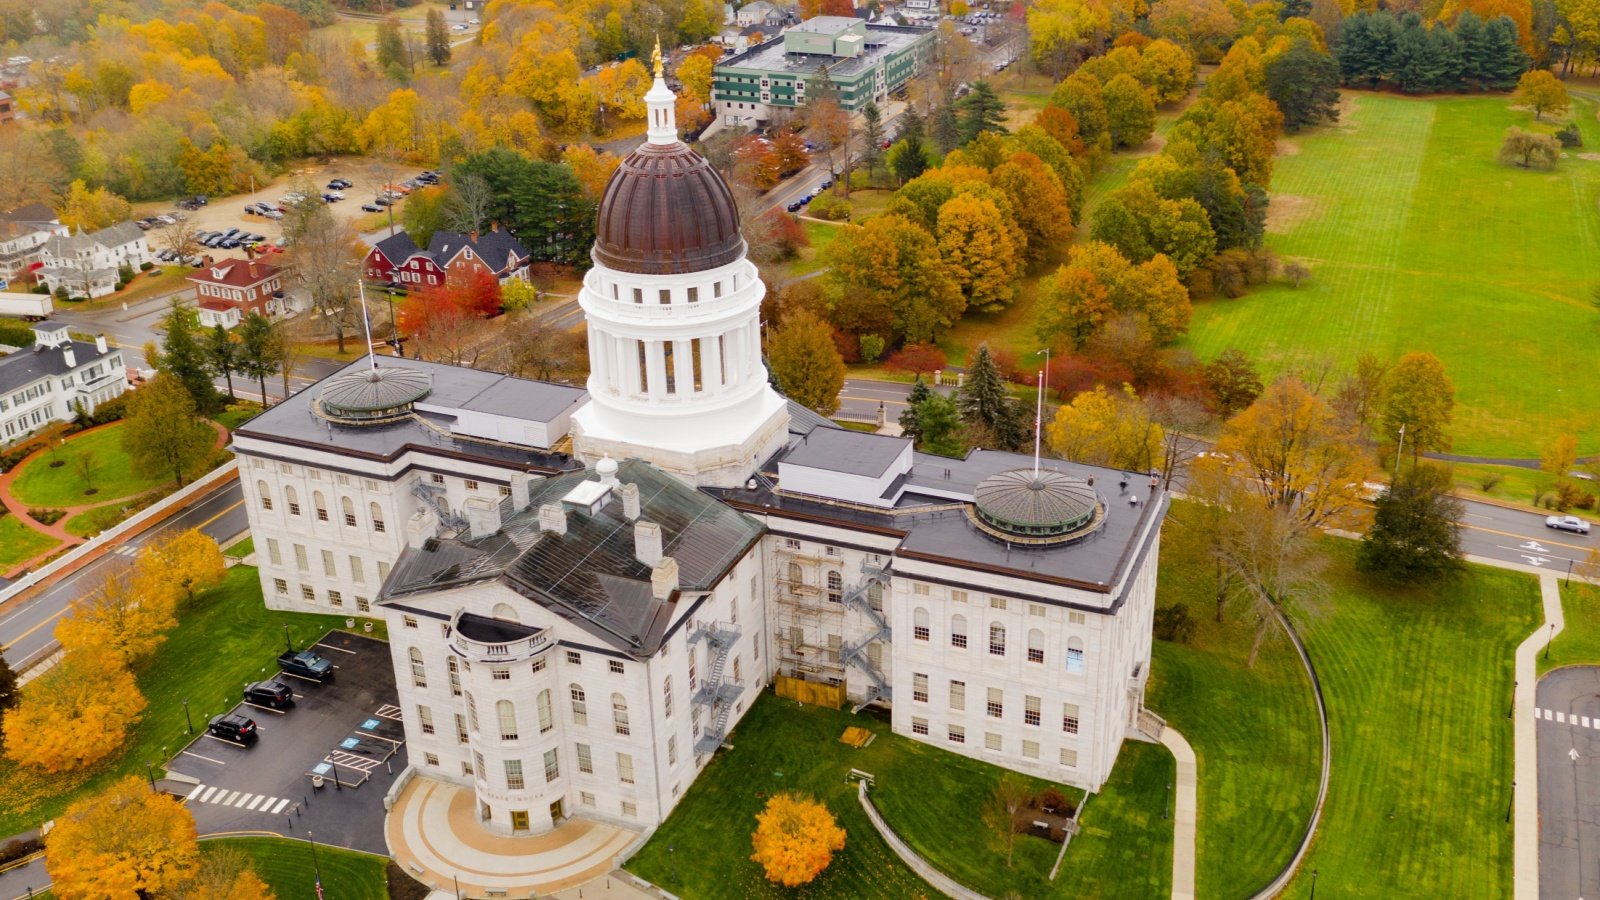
(1512, 572), (1564, 900)
(1159, 727), (1197, 900)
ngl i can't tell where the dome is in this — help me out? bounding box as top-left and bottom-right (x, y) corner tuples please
(593, 141), (744, 276)
(318, 366), (432, 422)
(973, 468), (1102, 543)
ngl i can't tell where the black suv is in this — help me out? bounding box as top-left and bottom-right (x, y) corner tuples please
(207, 713), (259, 744)
(243, 679), (295, 709)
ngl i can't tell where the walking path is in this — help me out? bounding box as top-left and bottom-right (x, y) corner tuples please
(1512, 572), (1564, 900)
(1159, 727), (1197, 900)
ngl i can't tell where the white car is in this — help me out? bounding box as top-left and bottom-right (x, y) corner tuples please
(1546, 515), (1592, 535)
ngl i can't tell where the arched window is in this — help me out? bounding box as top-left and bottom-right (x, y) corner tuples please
(1066, 637), (1085, 674)
(341, 496), (356, 527)
(827, 570), (843, 603)
(989, 623), (1006, 656)
(950, 614), (968, 649)
(408, 647), (426, 687)
(787, 562), (802, 587)
(491, 603), (519, 623)
(537, 689), (553, 733)
(496, 699), (518, 741)
(285, 485), (300, 516)
(370, 502), (386, 533)
(663, 676), (674, 719)
(257, 480), (272, 510)
(612, 692), (631, 736)
(1028, 629), (1045, 664)
(313, 490), (328, 522)
(570, 684), (588, 725)
(913, 607), (930, 641)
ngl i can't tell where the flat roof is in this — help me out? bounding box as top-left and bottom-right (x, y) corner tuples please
(780, 427), (908, 478)
(717, 24), (932, 79)
(790, 15), (861, 33)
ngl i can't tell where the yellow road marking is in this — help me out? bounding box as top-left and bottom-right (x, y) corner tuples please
(1461, 521), (1592, 553)
(196, 498), (245, 530)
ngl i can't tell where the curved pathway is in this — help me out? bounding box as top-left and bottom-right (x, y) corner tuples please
(1159, 727), (1197, 900)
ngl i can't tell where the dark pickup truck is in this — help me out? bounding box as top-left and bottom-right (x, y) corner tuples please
(277, 649), (334, 681)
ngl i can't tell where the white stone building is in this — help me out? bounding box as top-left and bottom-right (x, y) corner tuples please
(38, 222), (153, 299)
(232, 65), (1167, 840)
(0, 204), (69, 282)
(0, 322), (127, 444)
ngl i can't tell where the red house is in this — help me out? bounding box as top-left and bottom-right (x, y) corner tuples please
(364, 228), (529, 291)
(188, 258), (285, 329)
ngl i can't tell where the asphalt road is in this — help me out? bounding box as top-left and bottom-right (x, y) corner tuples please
(0, 478), (248, 669)
(1537, 666), (1600, 899)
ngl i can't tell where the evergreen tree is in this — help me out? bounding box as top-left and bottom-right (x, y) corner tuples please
(1337, 12), (1381, 87)
(1280, 0), (1312, 19)
(1419, 24), (1463, 91)
(235, 312), (282, 404)
(1455, 12), (1488, 85)
(424, 8), (452, 66)
(931, 87), (961, 155)
(861, 102), (885, 176)
(376, 18), (407, 72)
(204, 324), (237, 401)
(1391, 13), (1431, 93)
(1265, 38), (1343, 130)
(956, 81), (1007, 147)
(899, 376), (933, 443)
(1359, 463), (1465, 582)
(915, 393), (965, 457)
(0, 655), (18, 726)
(888, 130), (930, 184)
(956, 344), (1028, 451)
(1477, 16), (1529, 89)
(152, 298), (220, 413)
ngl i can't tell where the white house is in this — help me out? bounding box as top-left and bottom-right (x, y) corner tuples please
(0, 322), (127, 444)
(0, 204), (69, 282)
(38, 222), (153, 299)
(232, 70), (1168, 840)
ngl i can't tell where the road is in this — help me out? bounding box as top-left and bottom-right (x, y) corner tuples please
(0, 478), (247, 670)
(1537, 666), (1600, 900)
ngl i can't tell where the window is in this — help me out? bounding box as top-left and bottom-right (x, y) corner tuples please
(531, 656), (547, 674)
(403, 615), (418, 629)
(497, 700), (519, 741)
(350, 556), (364, 583)
(1060, 748), (1078, 767)
(609, 660), (625, 674)
(473, 751), (485, 781)
(455, 714), (469, 744)
(948, 726), (966, 744)
(537, 690), (553, 733)
(1025, 695), (1041, 727)
(448, 657), (461, 696)
(633, 287), (643, 303)
(492, 666), (511, 681)
(499, 485), (512, 498)
(431, 473), (445, 485)
(424, 752), (439, 766)
(622, 801), (638, 817)
(465, 479), (479, 491)
(1066, 639), (1085, 674)
(567, 650), (582, 666)
(409, 648), (426, 687)
(989, 623), (1006, 656)
(659, 288), (670, 304)
(987, 687), (1003, 719)
(990, 596), (1008, 610)
(418, 705), (435, 735)
(467, 692), (479, 732)
(378, 561), (390, 581)
(328, 590), (342, 607)
(267, 539), (282, 566)
(612, 693), (630, 736)
(912, 673), (928, 703)
(826, 570), (842, 603)
(504, 759), (525, 790)
(985, 732), (1002, 751)
(273, 578), (288, 595)
(371, 502), (385, 533)
(570, 742), (593, 775)
(314, 491), (328, 521)
(733, 656), (742, 684)
(342, 496), (356, 527)
(949, 680), (966, 711)
(668, 734), (678, 765)
(301, 584), (316, 601)
(617, 752), (635, 784)
(714, 281), (723, 298)
(913, 582), (930, 596)
(1028, 629), (1045, 664)
(663, 676), (674, 718)
(544, 748), (560, 782)
(913, 607), (929, 641)
(1062, 703), (1080, 735)
(258, 480), (272, 510)
(912, 717), (929, 735)
(868, 582), (884, 611)
(951, 589), (968, 603)
(294, 544), (308, 571)
(687, 286), (699, 302)
(357, 597), (371, 612)
(322, 549), (336, 577)
(570, 684), (588, 725)
(784, 537), (801, 550)
(1069, 611), (1087, 625)
(1023, 739), (1040, 759)
(286, 486), (300, 516)
(581, 791), (595, 807)
(462, 761), (474, 776)
(950, 614), (967, 648)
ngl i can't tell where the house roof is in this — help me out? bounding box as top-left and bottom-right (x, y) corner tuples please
(91, 221), (144, 248)
(43, 221), (145, 258)
(781, 426), (908, 477)
(426, 230), (530, 273)
(0, 203), (56, 225)
(372, 231), (420, 264)
(188, 257), (281, 289)
(0, 339), (116, 394)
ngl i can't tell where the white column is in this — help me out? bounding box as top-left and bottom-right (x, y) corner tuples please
(647, 341), (668, 401)
(672, 339), (693, 398)
(591, 328), (612, 394)
(703, 331), (724, 394)
(744, 322), (760, 380)
(612, 335), (629, 397)
(626, 339), (644, 396)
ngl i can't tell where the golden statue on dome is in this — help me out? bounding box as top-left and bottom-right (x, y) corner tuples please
(652, 36), (663, 78)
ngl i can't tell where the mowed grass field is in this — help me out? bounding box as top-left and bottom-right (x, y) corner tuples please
(1187, 92), (1600, 457)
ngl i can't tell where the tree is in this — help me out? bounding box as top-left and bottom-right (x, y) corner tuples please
(0, 655), (18, 729)
(769, 310), (846, 416)
(981, 775), (1032, 867)
(1034, 241), (1192, 349)
(122, 373), (215, 487)
(1379, 351), (1455, 458)
(957, 344), (1029, 451)
(1050, 72), (1110, 149)
(937, 193), (1024, 313)
(1360, 462), (1465, 581)
(424, 8), (451, 66)
(808, 98), (853, 190)
(400, 186), (451, 248)
(861, 102), (886, 176)
(400, 283), (492, 366)
(887, 132), (932, 184)
(1102, 74), (1157, 148)
(899, 376), (934, 442)
(170, 846), (276, 900)
(1091, 181), (1216, 276)
(235, 312), (283, 404)
(2, 652), (146, 772)
(45, 776), (200, 897)
(1047, 384), (1165, 471)
(497, 310), (586, 382)
(1149, 0), (1239, 56)
(822, 215), (963, 344)
(58, 180), (132, 232)
(957, 80), (1008, 145)
(445, 172), (493, 236)
(151, 298), (220, 413)
(1204, 348), (1264, 416)
(1265, 39), (1342, 131)
(915, 391), (966, 456)
(205, 325), (237, 400)
(376, 18), (407, 74)
(884, 344), (948, 376)
(749, 792), (847, 887)
(1544, 432), (1580, 480)
(140, 530), (226, 605)
(991, 152), (1074, 268)
(282, 194), (365, 353)
(1282, 260), (1311, 287)
(55, 569), (177, 665)
(1331, 352), (1389, 438)
(72, 450), (97, 495)
(1499, 126), (1561, 167)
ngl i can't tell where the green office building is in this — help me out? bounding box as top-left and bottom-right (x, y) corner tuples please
(712, 16), (934, 126)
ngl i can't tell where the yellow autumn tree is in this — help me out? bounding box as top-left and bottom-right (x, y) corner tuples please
(593, 58), (652, 121)
(58, 180), (133, 232)
(169, 846), (276, 900)
(137, 529), (227, 606)
(55, 570), (178, 665)
(562, 144), (622, 200)
(2, 651), (146, 772)
(936, 192), (1023, 313)
(750, 792), (847, 887)
(46, 776), (200, 899)
(1047, 383), (1165, 472)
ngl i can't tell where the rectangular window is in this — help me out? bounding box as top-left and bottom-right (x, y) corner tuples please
(1069, 611), (1087, 625)
(951, 631), (967, 649)
(456, 713), (469, 744)
(1060, 748), (1078, 767)
(328, 590), (342, 607)
(1067, 646), (1085, 674)
(609, 660), (625, 674)
(1063, 703), (1080, 735)
(687, 286), (699, 302)
(462, 761), (474, 776)
(948, 726), (965, 744)
(273, 578), (288, 595)
(267, 539), (282, 565)
(659, 289), (671, 304)
(294, 544), (308, 571)
(504, 759), (525, 790)
(985, 732), (1002, 751)
(357, 596), (371, 612)
(581, 791), (595, 807)
(912, 673), (928, 703)
(492, 666), (511, 681)
(1029, 647), (1045, 664)
(424, 752), (439, 766)
(987, 688), (1003, 719)
(474, 751), (485, 781)
(544, 748), (560, 782)
(913, 583), (929, 596)
(949, 680), (965, 711)
(404, 615), (418, 629)
(531, 657), (547, 674)
(1023, 739), (1040, 759)
(577, 743), (593, 774)
(668, 734), (678, 765)
(633, 287), (643, 303)
(911, 717), (929, 735)
(567, 650), (582, 666)
(1030, 604), (1046, 617)
(350, 556), (364, 583)
(617, 752), (635, 784)
(1025, 695), (1041, 727)
(713, 281), (723, 298)
(378, 561), (390, 581)
(990, 596), (1007, 610)
(622, 801), (637, 817)
(914, 623), (929, 641)
(301, 585), (314, 601)
(465, 479), (479, 491)
(538, 692), (553, 733)
(431, 473), (445, 485)
(448, 657), (461, 696)
(418, 705), (435, 735)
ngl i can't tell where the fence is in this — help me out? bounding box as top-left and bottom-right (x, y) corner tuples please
(774, 674), (846, 709)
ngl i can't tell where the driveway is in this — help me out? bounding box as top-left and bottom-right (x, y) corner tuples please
(1537, 665), (1600, 899)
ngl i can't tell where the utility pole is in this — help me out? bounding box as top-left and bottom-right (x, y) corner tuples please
(1394, 423), (1407, 480)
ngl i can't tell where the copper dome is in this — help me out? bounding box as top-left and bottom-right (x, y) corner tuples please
(593, 141), (744, 275)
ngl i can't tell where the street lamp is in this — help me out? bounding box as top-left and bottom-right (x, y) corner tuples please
(145, 761), (156, 793)
(1546, 622), (1555, 660)
(284, 624), (293, 654)
(1309, 868), (1318, 899)
(307, 830), (323, 887)
(669, 844), (679, 886)
(183, 698), (193, 735)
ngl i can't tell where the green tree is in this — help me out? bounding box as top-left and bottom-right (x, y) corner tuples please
(1049, 71), (1110, 149)
(401, 186), (450, 248)
(957, 344), (1029, 451)
(1359, 462), (1465, 581)
(1379, 351), (1455, 458)
(1101, 74), (1156, 148)
(1265, 38), (1342, 131)
(768, 310), (846, 416)
(915, 392), (965, 456)
(899, 376), (933, 443)
(376, 18), (407, 73)
(861, 102), (885, 176)
(454, 149), (595, 267)
(424, 8), (452, 66)
(1205, 347), (1264, 416)
(235, 312), (283, 404)
(1091, 181), (1216, 275)
(956, 80), (1008, 146)
(204, 324), (237, 401)
(0, 655), (17, 730)
(122, 373), (215, 486)
(887, 131), (932, 184)
(150, 298), (220, 413)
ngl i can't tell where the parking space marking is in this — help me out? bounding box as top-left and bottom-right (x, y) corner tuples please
(243, 702), (287, 715)
(202, 734), (248, 748)
(315, 642), (358, 655)
(375, 704), (403, 721)
(182, 750), (227, 764)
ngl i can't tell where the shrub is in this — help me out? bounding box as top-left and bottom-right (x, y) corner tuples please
(749, 793), (847, 887)
(1558, 123), (1583, 147)
(52, 285), (69, 302)
(139, 261), (154, 271)
(1499, 127), (1560, 170)
(29, 508), (67, 525)
(1153, 603), (1197, 643)
(807, 193), (851, 221)
(858, 333), (885, 363)
(830, 329), (861, 364)
(1036, 787), (1071, 813)
(1554, 479), (1594, 511)
(884, 343), (947, 376)
(1478, 471), (1504, 492)
(0, 318), (35, 348)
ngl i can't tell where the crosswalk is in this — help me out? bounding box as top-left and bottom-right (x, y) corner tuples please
(1535, 708), (1600, 731)
(184, 783), (293, 815)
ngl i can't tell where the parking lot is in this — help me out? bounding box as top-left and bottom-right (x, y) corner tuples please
(163, 631), (403, 854)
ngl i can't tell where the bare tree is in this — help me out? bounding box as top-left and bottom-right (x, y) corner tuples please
(981, 774), (1031, 867)
(1148, 392), (1213, 485)
(273, 316), (309, 401)
(281, 189), (364, 353)
(446, 172), (492, 236)
(493, 312), (588, 383)
(161, 216), (202, 261)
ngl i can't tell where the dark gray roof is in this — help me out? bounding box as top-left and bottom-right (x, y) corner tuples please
(373, 231), (419, 263)
(974, 468), (1098, 531)
(426, 230), (529, 273)
(0, 203), (56, 224)
(0, 340), (115, 393)
(461, 376), (586, 420)
(382, 460), (764, 655)
(33, 321), (68, 333)
(320, 366), (433, 416)
(784, 400), (841, 435)
(781, 426), (908, 477)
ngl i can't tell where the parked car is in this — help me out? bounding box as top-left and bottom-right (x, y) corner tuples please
(207, 713), (259, 744)
(156, 214), (177, 226)
(320, 193), (341, 203)
(243, 204), (260, 215)
(327, 178), (352, 190)
(373, 196), (394, 207)
(361, 203), (383, 213)
(244, 679), (295, 709)
(1546, 515), (1592, 534)
(263, 208), (284, 220)
(278, 648), (334, 681)
(136, 218), (154, 230)
(786, 200), (804, 212)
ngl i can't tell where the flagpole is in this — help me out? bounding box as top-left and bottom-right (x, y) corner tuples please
(358, 280), (377, 372)
(1033, 348), (1051, 478)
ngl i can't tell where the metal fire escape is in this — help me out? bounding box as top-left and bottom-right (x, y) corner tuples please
(692, 621), (744, 754)
(839, 559), (892, 712)
(411, 480), (469, 532)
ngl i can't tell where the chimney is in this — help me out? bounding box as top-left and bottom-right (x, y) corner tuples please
(95, 334), (107, 354)
(464, 496), (500, 540)
(620, 482), (641, 521)
(248, 259), (258, 278)
(62, 345), (75, 368)
(469, 229), (479, 243)
(635, 521), (663, 566)
(650, 556), (680, 600)
(510, 472), (533, 512)
(406, 507), (438, 549)
(538, 502), (567, 535)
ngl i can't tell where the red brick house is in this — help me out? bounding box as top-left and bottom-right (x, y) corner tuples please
(188, 258), (285, 329)
(364, 228), (529, 292)
(0, 91), (15, 127)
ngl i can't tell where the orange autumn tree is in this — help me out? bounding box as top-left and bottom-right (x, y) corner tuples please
(749, 792), (847, 887)
(46, 776), (200, 899)
(3, 651), (146, 772)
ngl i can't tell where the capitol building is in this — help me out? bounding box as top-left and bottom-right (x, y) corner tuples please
(232, 61), (1168, 837)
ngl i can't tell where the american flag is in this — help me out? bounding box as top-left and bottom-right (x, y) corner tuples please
(315, 877), (324, 899)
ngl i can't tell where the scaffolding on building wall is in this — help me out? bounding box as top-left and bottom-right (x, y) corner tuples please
(771, 544), (892, 711)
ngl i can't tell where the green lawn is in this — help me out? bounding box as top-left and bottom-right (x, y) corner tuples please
(10, 423), (172, 507)
(1449, 462), (1551, 511)
(225, 535), (256, 558)
(201, 836), (389, 900)
(0, 566), (364, 835)
(0, 514), (58, 569)
(1149, 501), (1322, 899)
(1541, 581), (1600, 675)
(214, 403), (264, 432)
(62, 503), (136, 538)
(1187, 92), (1600, 457)
(1275, 543), (1540, 898)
